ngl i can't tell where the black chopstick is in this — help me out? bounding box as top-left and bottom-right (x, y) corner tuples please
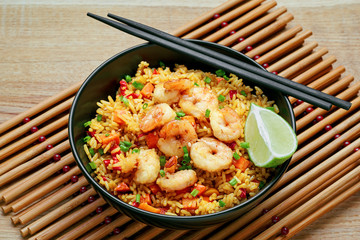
(86, 13), (343, 111)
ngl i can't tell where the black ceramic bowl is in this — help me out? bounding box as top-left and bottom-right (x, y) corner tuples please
(69, 40), (295, 230)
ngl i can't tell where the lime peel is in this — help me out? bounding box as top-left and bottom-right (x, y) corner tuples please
(244, 103), (297, 168)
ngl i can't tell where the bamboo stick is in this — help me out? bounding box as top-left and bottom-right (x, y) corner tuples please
(56, 207), (118, 240)
(278, 48), (328, 78)
(232, 13), (294, 51)
(0, 97), (73, 148)
(0, 81), (81, 135)
(203, 0), (277, 42)
(0, 128), (68, 176)
(2, 191), (30, 214)
(0, 153), (75, 203)
(182, 0), (264, 39)
(256, 30), (312, 65)
(79, 214), (131, 240)
(266, 42), (318, 72)
(0, 140), (70, 187)
(108, 221), (147, 240)
(16, 177), (89, 225)
(27, 188), (101, 238)
(160, 230), (187, 240)
(246, 25), (302, 59)
(132, 227), (166, 240)
(251, 163), (360, 240)
(171, 0), (245, 37)
(0, 114), (69, 161)
(218, 7), (287, 46)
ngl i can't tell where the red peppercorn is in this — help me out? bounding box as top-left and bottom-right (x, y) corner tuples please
(343, 141), (351, 147)
(334, 134), (341, 139)
(46, 144), (53, 150)
(324, 125), (332, 131)
(96, 206), (103, 214)
(272, 215), (280, 224)
(262, 63), (269, 68)
(30, 126), (38, 133)
(238, 37), (245, 42)
(71, 175), (79, 183)
(80, 186), (87, 193)
(213, 13), (220, 19)
(253, 55), (260, 60)
(292, 102), (298, 108)
(316, 115), (324, 122)
(221, 22), (228, 28)
(23, 117), (31, 124)
(296, 99), (304, 105)
(104, 216), (112, 224)
(38, 135), (46, 142)
(281, 226), (289, 235)
(88, 195), (95, 203)
(262, 209), (269, 215)
(62, 165), (70, 173)
(53, 154), (61, 162)
(246, 45), (253, 52)
(272, 71), (278, 75)
(113, 227), (121, 235)
(354, 147), (359, 152)
(229, 30), (236, 35)
(306, 107), (314, 113)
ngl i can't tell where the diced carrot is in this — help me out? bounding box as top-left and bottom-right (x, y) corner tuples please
(141, 82), (154, 98)
(146, 131), (159, 149)
(193, 184), (207, 196)
(140, 194), (152, 205)
(112, 109), (127, 125)
(202, 196), (211, 202)
(149, 184), (161, 195)
(164, 156), (177, 174)
(233, 157), (250, 172)
(181, 116), (196, 129)
(99, 133), (120, 145)
(216, 77), (224, 83)
(175, 187), (191, 195)
(114, 182), (130, 192)
(182, 198), (198, 210)
(138, 203), (161, 214)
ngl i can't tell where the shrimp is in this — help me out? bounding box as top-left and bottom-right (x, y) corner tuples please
(179, 87), (218, 120)
(157, 120), (198, 157)
(209, 107), (242, 142)
(190, 137), (233, 172)
(139, 103), (176, 133)
(153, 79), (193, 105)
(133, 149), (160, 184)
(156, 169), (197, 192)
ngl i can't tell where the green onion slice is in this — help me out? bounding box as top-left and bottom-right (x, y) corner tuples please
(132, 81), (144, 90)
(83, 136), (91, 143)
(219, 200), (226, 207)
(160, 169), (165, 177)
(125, 75), (132, 83)
(233, 152), (240, 160)
(159, 61), (165, 69)
(205, 109), (210, 118)
(194, 82), (199, 86)
(142, 103), (148, 109)
(136, 194), (141, 203)
(89, 148), (95, 157)
(98, 148), (104, 155)
(183, 146), (189, 154)
(218, 94), (225, 102)
(132, 148), (140, 154)
(121, 141), (132, 147)
(229, 178), (238, 186)
(223, 75), (229, 81)
(105, 133), (110, 137)
(240, 90), (247, 97)
(89, 161), (97, 170)
(97, 114), (102, 121)
(176, 111), (186, 117)
(119, 95), (129, 107)
(240, 142), (250, 148)
(83, 121), (91, 127)
(120, 145), (129, 152)
(216, 69), (226, 77)
(175, 116), (181, 120)
(204, 76), (211, 84)
(190, 189), (199, 197)
(160, 156), (166, 166)
(259, 181), (265, 189)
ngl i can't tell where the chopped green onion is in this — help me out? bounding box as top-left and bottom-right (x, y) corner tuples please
(96, 115), (102, 121)
(266, 106), (275, 112)
(121, 141), (132, 147)
(190, 189), (199, 197)
(83, 121), (91, 127)
(179, 165), (192, 170)
(216, 69), (226, 77)
(83, 136), (91, 143)
(176, 111), (186, 117)
(136, 194), (141, 203)
(223, 75), (229, 81)
(183, 146), (189, 154)
(194, 82), (199, 86)
(205, 109), (211, 118)
(132, 81), (144, 90)
(132, 148), (140, 154)
(98, 148), (104, 155)
(89, 161), (97, 170)
(233, 152), (240, 160)
(218, 94), (225, 102)
(120, 145), (130, 152)
(124, 75), (132, 83)
(204, 76), (211, 84)
(160, 156), (166, 166)
(259, 181), (265, 189)
(240, 142), (250, 148)
(160, 169), (165, 177)
(175, 116), (181, 120)
(183, 153), (190, 162)
(105, 133), (110, 137)
(219, 200), (226, 207)
(229, 178), (238, 186)
(159, 61), (165, 69)
(89, 148), (95, 157)
(240, 90), (247, 97)
(85, 163), (92, 172)
(219, 106), (224, 109)
(142, 103), (148, 109)
(119, 95), (129, 107)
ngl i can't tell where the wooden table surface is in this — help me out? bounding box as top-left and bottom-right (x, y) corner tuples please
(0, 0), (359, 239)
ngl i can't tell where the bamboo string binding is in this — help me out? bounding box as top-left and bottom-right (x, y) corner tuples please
(0, 0), (359, 239)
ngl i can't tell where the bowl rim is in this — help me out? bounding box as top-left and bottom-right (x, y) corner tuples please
(69, 39), (295, 221)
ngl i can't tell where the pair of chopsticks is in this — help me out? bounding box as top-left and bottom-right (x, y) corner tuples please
(87, 12), (352, 111)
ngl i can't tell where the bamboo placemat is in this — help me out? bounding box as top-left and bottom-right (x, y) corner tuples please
(1, 0), (359, 239)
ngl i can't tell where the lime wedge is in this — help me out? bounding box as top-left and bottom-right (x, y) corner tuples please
(244, 103), (297, 168)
